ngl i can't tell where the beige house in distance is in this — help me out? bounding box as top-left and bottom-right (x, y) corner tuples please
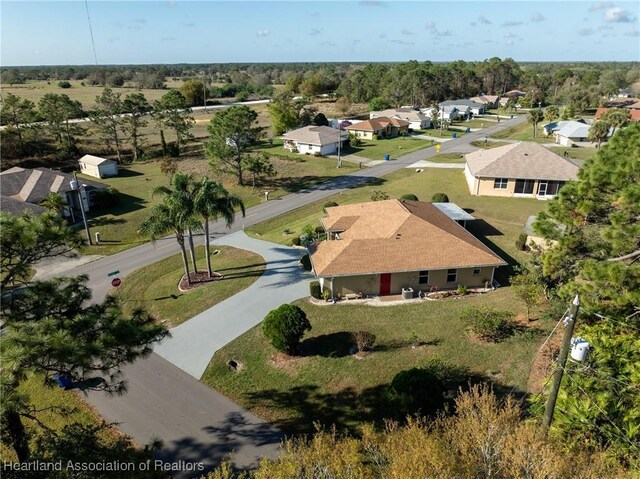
(345, 117), (410, 140)
(282, 125), (348, 155)
(309, 199), (506, 298)
(78, 155), (118, 179)
(464, 142), (579, 199)
(369, 108), (431, 130)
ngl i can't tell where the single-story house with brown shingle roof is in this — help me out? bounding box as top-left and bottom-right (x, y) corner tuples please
(464, 142), (579, 199)
(470, 95), (501, 109)
(344, 117), (410, 140)
(282, 125), (348, 155)
(309, 199), (506, 298)
(0, 166), (107, 219)
(369, 108), (431, 130)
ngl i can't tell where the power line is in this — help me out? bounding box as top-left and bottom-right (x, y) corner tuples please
(84, 0), (98, 66)
(593, 313), (640, 333)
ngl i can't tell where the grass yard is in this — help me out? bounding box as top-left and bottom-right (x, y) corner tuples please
(247, 167), (546, 269)
(549, 146), (598, 163)
(0, 374), (132, 462)
(344, 136), (432, 161)
(470, 140), (511, 149)
(202, 288), (553, 435)
(490, 121), (551, 144)
(78, 149), (358, 255)
(117, 244), (265, 327)
(428, 153), (466, 163)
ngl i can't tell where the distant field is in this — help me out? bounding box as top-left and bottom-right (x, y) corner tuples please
(1, 80), (171, 109)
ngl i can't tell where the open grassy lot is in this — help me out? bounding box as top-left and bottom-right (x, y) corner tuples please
(490, 121), (551, 144)
(0, 374), (130, 462)
(117, 244), (265, 327)
(470, 140), (511, 149)
(78, 150), (358, 255)
(428, 153), (466, 163)
(202, 288), (552, 435)
(344, 136), (432, 161)
(247, 167), (546, 269)
(1, 80), (171, 109)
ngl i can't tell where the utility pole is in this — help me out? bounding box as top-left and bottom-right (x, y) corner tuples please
(337, 125), (342, 168)
(542, 294), (580, 432)
(73, 172), (92, 246)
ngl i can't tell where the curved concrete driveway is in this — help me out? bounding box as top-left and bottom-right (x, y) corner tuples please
(154, 232), (313, 379)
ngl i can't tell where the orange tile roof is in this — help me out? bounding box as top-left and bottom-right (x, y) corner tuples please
(595, 107), (640, 121)
(344, 116), (410, 132)
(310, 200), (506, 277)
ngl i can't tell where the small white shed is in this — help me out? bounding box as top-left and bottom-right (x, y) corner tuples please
(78, 155), (118, 179)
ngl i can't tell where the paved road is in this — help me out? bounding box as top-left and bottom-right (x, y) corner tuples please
(154, 232), (312, 378)
(60, 113), (527, 474)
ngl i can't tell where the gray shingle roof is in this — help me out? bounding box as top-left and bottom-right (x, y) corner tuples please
(465, 142), (580, 181)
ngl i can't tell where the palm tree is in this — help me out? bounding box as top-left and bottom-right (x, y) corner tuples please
(588, 120), (611, 148)
(544, 105), (559, 124)
(138, 198), (200, 286)
(528, 108), (544, 138)
(150, 173), (200, 273)
(602, 109), (630, 136)
(193, 177), (245, 278)
(40, 192), (66, 214)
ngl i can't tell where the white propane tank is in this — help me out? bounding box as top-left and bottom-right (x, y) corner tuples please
(70, 179), (78, 190)
(570, 337), (590, 362)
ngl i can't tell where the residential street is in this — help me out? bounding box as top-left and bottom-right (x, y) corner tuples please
(58, 113), (527, 476)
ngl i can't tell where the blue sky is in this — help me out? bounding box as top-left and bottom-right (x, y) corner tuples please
(1, 1), (639, 65)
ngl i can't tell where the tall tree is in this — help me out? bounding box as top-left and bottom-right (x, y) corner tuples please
(242, 153), (277, 189)
(0, 93), (37, 155)
(533, 123), (640, 316)
(544, 105), (559, 124)
(267, 93), (299, 135)
(148, 173), (201, 274)
(179, 79), (206, 107)
(0, 275), (168, 462)
(588, 120), (611, 147)
(193, 177), (245, 278)
(602, 109), (631, 136)
(205, 105), (262, 185)
(528, 108), (544, 138)
(38, 93), (84, 153)
(0, 212), (83, 290)
(90, 87), (125, 163)
(153, 89), (195, 157)
(122, 92), (151, 162)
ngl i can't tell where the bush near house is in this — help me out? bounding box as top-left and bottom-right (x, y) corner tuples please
(462, 306), (515, 342)
(309, 281), (321, 299)
(400, 193), (418, 201)
(262, 304), (312, 355)
(431, 192), (449, 202)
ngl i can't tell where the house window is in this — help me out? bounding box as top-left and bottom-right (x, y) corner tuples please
(447, 269), (457, 283)
(418, 270), (429, 284)
(493, 178), (508, 189)
(473, 267), (481, 276)
(514, 179), (534, 194)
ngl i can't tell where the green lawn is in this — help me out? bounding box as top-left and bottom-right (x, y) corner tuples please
(428, 153), (466, 163)
(117, 244), (265, 327)
(470, 140), (511, 149)
(78, 152), (358, 255)
(201, 288), (552, 435)
(490, 121), (551, 144)
(247, 167), (547, 269)
(549, 146), (598, 163)
(344, 136), (432, 161)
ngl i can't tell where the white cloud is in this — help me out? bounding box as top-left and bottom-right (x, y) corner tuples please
(589, 1), (614, 12)
(624, 28), (640, 37)
(502, 20), (523, 27)
(401, 29), (413, 35)
(309, 28), (322, 35)
(478, 15), (492, 25)
(578, 27), (595, 36)
(256, 29), (270, 37)
(604, 7), (636, 22)
(530, 12), (545, 22)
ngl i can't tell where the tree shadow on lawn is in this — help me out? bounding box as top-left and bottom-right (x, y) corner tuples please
(266, 175), (384, 193)
(245, 372), (528, 437)
(299, 332), (354, 358)
(92, 192), (147, 217)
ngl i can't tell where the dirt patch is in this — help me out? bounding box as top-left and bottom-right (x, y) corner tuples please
(527, 327), (563, 393)
(178, 270), (224, 291)
(269, 352), (307, 375)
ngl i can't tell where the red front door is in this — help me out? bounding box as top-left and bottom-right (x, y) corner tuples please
(379, 273), (391, 295)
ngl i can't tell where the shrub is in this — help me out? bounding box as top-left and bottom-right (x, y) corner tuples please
(299, 254), (312, 271)
(323, 201), (338, 212)
(349, 134), (362, 147)
(371, 190), (390, 201)
(57, 81), (72, 89)
(456, 284), (468, 295)
(515, 232), (528, 251)
(299, 233), (311, 246)
(291, 237), (301, 246)
(400, 194), (418, 201)
(309, 281), (321, 299)
(322, 289), (331, 301)
(314, 225), (324, 234)
(461, 306), (514, 342)
(431, 193), (449, 202)
(351, 331), (376, 353)
(262, 304), (311, 355)
(313, 152), (323, 157)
